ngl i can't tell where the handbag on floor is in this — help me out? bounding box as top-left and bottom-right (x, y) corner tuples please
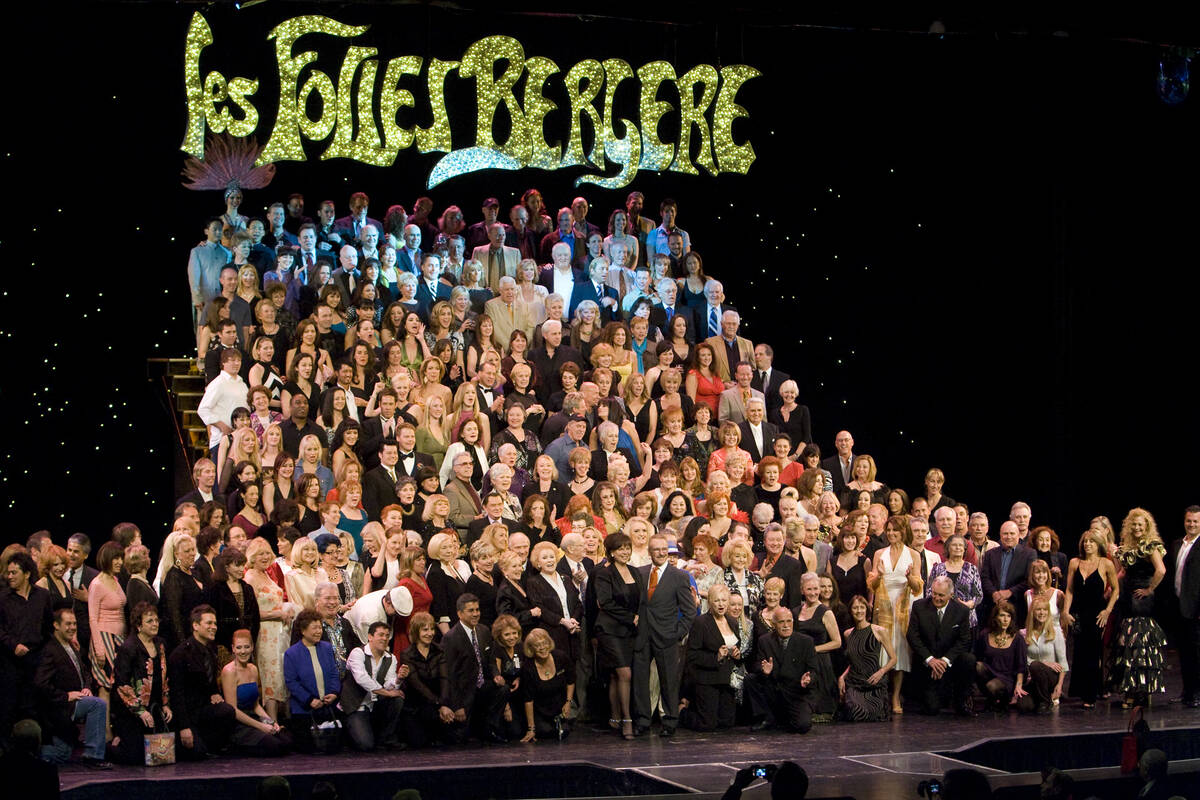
(144, 706), (176, 766)
(310, 705), (343, 755)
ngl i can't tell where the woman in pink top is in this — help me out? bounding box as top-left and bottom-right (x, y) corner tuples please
(89, 541), (128, 708)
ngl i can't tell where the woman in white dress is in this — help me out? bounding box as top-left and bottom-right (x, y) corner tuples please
(868, 515), (923, 714)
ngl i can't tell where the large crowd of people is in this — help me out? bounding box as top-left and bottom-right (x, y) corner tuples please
(0, 187), (1198, 773)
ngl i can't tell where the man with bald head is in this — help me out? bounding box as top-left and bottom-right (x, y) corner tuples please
(821, 430), (855, 496)
(397, 223), (423, 275)
(926, 506), (978, 565)
(703, 303), (754, 384)
(746, 606), (817, 733)
(907, 575), (977, 716)
(979, 520), (1035, 624)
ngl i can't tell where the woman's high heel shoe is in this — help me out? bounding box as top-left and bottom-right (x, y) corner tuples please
(609, 718), (620, 731)
(621, 719), (634, 740)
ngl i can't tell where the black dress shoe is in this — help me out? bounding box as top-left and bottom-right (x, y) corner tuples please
(82, 757), (114, 770)
(749, 720), (773, 731)
(486, 731), (509, 744)
(633, 724), (650, 736)
(659, 727), (675, 738)
(955, 699), (976, 717)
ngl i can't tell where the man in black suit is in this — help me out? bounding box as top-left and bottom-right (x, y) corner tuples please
(650, 277), (690, 340)
(414, 253), (451, 323)
(1171, 505), (1200, 707)
(439, 594), (507, 743)
(821, 430), (855, 497)
(394, 423), (433, 479)
(979, 521), (1036, 624)
(738, 398), (779, 465)
(632, 534), (696, 736)
(692, 278), (737, 343)
(63, 534), (100, 676)
(360, 389), (418, 470)
(330, 244), (362, 309)
(35, 608), (112, 768)
(202, 319), (241, 385)
(175, 458), (225, 510)
(466, 493), (508, 549)
(907, 576), (977, 716)
(746, 606), (817, 733)
(751, 343), (791, 415)
(363, 439), (403, 522)
(568, 257), (619, 322)
(332, 191), (383, 245)
(168, 605), (236, 758)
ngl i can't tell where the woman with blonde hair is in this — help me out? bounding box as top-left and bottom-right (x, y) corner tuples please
(449, 381), (491, 452)
(466, 539), (499, 627)
(411, 356), (453, 412)
(284, 538), (327, 610)
(244, 537), (295, 718)
(1022, 596), (1068, 713)
(570, 300), (601, 361)
(706, 422), (753, 483)
(515, 259), (548, 323)
(426, 532), (470, 634)
(260, 422), (285, 475)
(842, 454), (888, 508)
(415, 392), (450, 472)
(722, 538), (763, 618)
(1111, 507), (1167, 706)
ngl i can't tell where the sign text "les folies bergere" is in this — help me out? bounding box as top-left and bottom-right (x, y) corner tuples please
(182, 13), (761, 188)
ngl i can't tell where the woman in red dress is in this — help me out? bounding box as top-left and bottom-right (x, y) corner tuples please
(685, 342), (724, 418)
(392, 546), (433, 659)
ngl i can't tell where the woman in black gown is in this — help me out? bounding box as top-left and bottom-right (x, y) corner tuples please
(791, 572), (841, 720)
(591, 532), (643, 740)
(839, 595), (897, 722)
(1109, 508), (1167, 707)
(492, 614), (525, 740)
(1062, 529), (1120, 708)
(519, 628), (573, 742)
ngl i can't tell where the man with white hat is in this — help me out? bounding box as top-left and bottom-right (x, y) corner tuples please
(345, 586), (414, 645)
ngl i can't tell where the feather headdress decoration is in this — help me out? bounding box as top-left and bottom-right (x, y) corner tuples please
(181, 134), (276, 199)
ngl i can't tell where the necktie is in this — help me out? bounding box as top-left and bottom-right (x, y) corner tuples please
(1000, 548), (1013, 587)
(708, 307), (719, 338)
(386, 467), (396, 484)
(305, 252), (313, 269)
(937, 606), (945, 627)
(508, 304), (514, 324)
(666, 306), (673, 321)
(920, 553), (929, 585)
(383, 418), (393, 438)
(648, 567), (659, 599)
(470, 628), (484, 688)
(66, 569), (75, 588)
(758, 370), (767, 386)
(466, 482), (483, 513)
(489, 250), (499, 287)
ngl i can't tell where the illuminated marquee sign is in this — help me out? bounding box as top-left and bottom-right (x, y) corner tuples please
(182, 13), (761, 188)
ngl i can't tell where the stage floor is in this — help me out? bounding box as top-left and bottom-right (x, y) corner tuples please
(61, 672), (1200, 800)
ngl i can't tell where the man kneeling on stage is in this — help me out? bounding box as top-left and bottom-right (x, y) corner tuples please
(907, 576), (977, 716)
(746, 607), (817, 733)
(342, 622), (408, 751)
